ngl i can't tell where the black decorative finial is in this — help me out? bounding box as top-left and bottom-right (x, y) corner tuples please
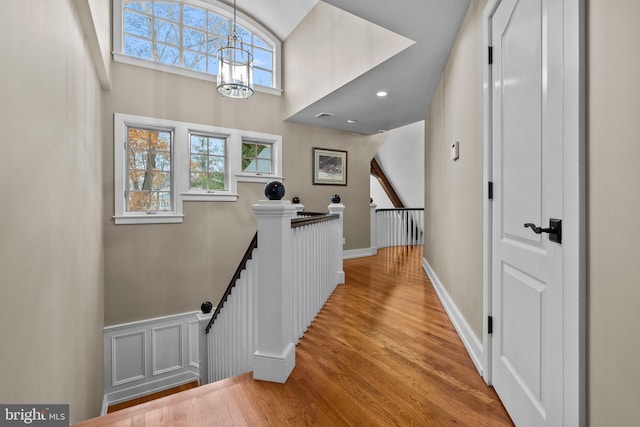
(292, 196), (300, 204)
(331, 194), (341, 203)
(264, 180), (285, 200)
(201, 301), (213, 314)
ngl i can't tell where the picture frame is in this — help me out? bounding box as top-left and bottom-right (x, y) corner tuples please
(313, 148), (348, 186)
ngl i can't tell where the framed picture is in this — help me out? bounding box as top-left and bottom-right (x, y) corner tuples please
(313, 148), (348, 186)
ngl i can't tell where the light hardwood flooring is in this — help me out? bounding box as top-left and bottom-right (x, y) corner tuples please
(77, 246), (513, 426)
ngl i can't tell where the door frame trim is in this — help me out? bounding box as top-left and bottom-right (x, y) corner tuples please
(481, 0), (586, 425)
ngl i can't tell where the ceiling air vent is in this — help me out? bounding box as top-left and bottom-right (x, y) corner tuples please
(314, 112), (335, 119)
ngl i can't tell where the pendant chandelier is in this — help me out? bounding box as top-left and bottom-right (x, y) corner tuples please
(216, 0), (254, 98)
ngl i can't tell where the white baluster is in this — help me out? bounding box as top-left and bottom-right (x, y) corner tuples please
(251, 250), (259, 358)
(403, 210), (408, 246)
(239, 271), (247, 373)
(329, 202), (345, 284)
(291, 228), (298, 343)
(385, 211), (390, 247)
(314, 223), (320, 317)
(370, 203), (378, 255)
(301, 226), (307, 336)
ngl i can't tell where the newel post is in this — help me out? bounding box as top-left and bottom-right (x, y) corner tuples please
(329, 199), (345, 285)
(251, 199), (296, 383)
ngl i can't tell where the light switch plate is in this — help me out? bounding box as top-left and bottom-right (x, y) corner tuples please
(451, 141), (459, 161)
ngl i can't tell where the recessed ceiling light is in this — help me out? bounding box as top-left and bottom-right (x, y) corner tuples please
(347, 119), (356, 124)
(376, 91), (388, 97)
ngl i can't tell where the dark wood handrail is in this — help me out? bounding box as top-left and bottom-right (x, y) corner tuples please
(291, 213), (339, 229)
(296, 211), (328, 217)
(376, 208), (424, 212)
(205, 232), (258, 334)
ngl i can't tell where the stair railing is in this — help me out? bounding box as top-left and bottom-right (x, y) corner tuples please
(372, 205), (425, 250)
(205, 200), (344, 384)
(205, 232), (258, 334)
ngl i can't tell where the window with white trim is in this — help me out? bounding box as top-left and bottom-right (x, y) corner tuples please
(126, 126), (173, 212)
(114, 113), (283, 224)
(241, 140), (273, 175)
(114, 0), (281, 93)
(189, 133), (227, 191)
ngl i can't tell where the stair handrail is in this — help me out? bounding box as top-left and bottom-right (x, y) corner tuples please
(205, 231), (258, 334)
(292, 213), (340, 228)
(375, 208), (424, 212)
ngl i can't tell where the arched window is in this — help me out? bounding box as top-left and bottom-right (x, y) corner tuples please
(113, 0), (281, 94)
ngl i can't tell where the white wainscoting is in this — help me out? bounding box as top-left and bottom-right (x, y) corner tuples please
(103, 311), (206, 411)
(422, 258), (485, 377)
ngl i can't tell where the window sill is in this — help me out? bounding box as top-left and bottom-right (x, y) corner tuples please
(236, 173), (284, 183)
(180, 192), (239, 202)
(113, 53), (282, 96)
(113, 214), (184, 225)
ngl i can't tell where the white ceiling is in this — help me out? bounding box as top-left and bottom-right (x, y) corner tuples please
(233, 0), (470, 135)
(233, 0), (319, 41)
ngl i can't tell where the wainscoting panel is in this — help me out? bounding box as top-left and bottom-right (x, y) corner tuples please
(111, 331), (146, 386)
(151, 324), (183, 376)
(104, 311), (201, 409)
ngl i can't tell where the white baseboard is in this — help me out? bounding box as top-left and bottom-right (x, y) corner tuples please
(422, 257), (485, 376)
(103, 372), (199, 410)
(100, 395), (109, 416)
(343, 247), (376, 259)
(103, 311), (202, 410)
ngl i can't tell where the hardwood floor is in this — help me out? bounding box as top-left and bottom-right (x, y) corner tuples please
(77, 246), (513, 426)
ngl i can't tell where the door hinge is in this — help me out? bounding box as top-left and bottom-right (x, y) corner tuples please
(488, 181), (493, 200)
(488, 316), (493, 334)
(488, 46), (493, 65)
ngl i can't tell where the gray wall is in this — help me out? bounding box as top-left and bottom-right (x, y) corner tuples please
(587, 0), (640, 424)
(103, 62), (385, 325)
(424, 0), (640, 424)
(0, 1), (105, 423)
(424, 0), (486, 339)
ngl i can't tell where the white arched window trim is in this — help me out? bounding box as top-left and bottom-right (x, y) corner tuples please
(112, 0), (282, 96)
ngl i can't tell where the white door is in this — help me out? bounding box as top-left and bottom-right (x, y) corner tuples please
(490, 0), (565, 425)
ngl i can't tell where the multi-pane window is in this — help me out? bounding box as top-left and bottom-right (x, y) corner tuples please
(236, 25), (273, 87)
(242, 141), (272, 174)
(115, 113), (282, 224)
(120, 1), (275, 87)
(190, 134), (226, 191)
(126, 126), (172, 212)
